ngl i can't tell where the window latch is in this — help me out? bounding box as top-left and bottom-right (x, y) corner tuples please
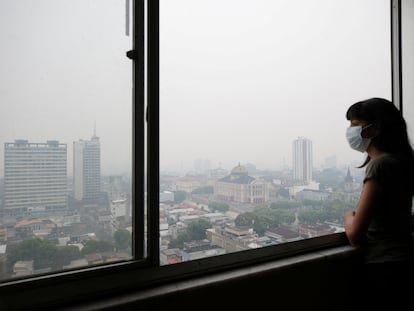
(126, 50), (137, 60)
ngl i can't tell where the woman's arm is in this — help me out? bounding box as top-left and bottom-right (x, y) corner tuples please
(345, 179), (381, 246)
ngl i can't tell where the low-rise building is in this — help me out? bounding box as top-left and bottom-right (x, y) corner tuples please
(214, 164), (269, 203)
(13, 260), (34, 277)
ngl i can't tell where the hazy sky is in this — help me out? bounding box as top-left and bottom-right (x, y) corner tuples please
(159, 0), (391, 173)
(1, 0), (392, 177)
(0, 0), (132, 176)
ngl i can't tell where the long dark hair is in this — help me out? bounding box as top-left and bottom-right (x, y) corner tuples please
(346, 97), (414, 168)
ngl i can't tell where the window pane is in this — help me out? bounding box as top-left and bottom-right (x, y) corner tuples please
(0, 0), (133, 281)
(402, 1), (414, 145)
(401, 0), (414, 212)
(160, 0), (391, 265)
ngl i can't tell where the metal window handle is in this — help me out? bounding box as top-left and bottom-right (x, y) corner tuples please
(126, 50), (137, 60)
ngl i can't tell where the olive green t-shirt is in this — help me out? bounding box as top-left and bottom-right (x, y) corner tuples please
(363, 153), (413, 263)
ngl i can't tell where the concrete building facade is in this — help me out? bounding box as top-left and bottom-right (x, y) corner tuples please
(292, 137), (313, 184)
(73, 135), (101, 202)
(3, 140), (67, 215)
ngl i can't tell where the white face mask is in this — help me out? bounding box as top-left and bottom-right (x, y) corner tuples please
(346, 125), (371, 153)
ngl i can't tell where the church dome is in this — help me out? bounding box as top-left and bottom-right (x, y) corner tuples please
(231, 163), (248, 175)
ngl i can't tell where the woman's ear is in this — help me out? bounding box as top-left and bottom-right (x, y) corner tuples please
(362, 125), (378, 138)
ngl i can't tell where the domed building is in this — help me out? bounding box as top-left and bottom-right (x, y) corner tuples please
(214, 164), (269, 203)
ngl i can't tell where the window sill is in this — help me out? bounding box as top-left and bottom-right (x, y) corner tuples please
(58, 244), (360, 311)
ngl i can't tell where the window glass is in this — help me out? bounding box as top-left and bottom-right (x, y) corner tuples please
(159, 0), (391, 265)
(401, 1), (414, 145)
(0, 0), (133, 281)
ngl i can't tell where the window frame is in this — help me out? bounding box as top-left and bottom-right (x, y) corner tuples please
(0, 1), (403, 309)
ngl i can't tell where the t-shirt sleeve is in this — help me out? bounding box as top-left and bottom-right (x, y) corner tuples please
(363, 157), (392, 185)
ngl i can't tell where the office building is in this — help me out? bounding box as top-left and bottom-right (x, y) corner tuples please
(292, 137), (313, 183)
(73, 134), (101, 202)
(3, 140), (67, 215)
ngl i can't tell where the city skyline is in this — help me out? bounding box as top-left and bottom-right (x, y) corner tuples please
(1, 135), (364, 180)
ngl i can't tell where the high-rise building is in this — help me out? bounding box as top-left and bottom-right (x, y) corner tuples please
(292, 137), (313, 183)
(73, 134), (101, 202)
(3, 140), (67, 215)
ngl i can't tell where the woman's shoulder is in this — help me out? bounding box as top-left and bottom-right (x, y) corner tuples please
(366, 153), (402, 176)
(371, 152), (409, 164)
(367, 153), (396, 167)
(367, 153), (414, 179)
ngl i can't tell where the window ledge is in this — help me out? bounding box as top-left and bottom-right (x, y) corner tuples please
(59, 245), (360, 311)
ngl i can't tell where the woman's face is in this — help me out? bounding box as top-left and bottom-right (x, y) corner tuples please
(349, 119), (376, 139)
(349, 119), (368, 127)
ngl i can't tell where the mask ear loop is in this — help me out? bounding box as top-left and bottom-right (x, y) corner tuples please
(361, 123), (377, 139)
(362, 123), (374, 130)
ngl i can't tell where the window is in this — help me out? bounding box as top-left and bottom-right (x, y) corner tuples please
(0, 0), (408, 309)
(159, 0), (391, 264)
(395, 0), (414, 212)
(0, 0), (134, 282)
(400, 0), (414, 139)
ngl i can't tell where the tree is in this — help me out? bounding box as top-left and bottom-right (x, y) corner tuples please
(56, 245), (82, 268)
(254, 205), (295, 231)
(174, 190), (187, 203)
(168, 219), (212, 248)
(270, 201), (301, 209)
(114, 229), (131, 250)
(81, 240), (113, 255)
(297, 210), (324, 224)
(277, 188), (290, 198)
(186, 219), (211, 240)
(235, 212), (257, 227)
(168, 231), (190, 249)
(6, 238), (82, 272)
(208, 202), (229, 213)
(313, 168), (346, 190)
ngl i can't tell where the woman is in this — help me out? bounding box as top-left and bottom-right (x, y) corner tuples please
(344, 97), (414, 308)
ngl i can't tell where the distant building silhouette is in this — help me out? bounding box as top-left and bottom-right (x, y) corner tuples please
(73, 133), (101, 202)
(292, 137), (313, 184)
(193, 159), (211, 175)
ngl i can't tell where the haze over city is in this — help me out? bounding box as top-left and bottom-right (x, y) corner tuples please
(0, 0), (393, 176)
(2, 2), (411, 307)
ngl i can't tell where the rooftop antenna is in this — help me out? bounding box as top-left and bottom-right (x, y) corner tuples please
(92, 121), (98, 139)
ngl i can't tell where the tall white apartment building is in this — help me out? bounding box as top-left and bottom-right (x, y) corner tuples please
(3, 140), (68, 215)
(73, 134), (101, 202)
(292, 137), (313, 184)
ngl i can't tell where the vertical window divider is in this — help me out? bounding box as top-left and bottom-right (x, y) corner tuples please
(391, 0), (403, 110)
(147, 0), (160, 265)
(133, 0), (146, 260)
